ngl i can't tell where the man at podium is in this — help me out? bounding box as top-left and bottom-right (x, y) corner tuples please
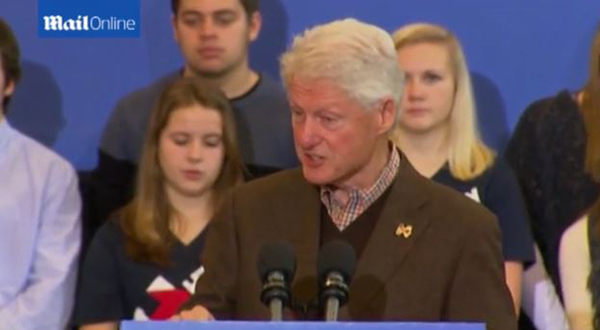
(176, 18), (517, 330)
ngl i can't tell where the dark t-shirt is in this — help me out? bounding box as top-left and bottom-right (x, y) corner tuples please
(100, 72), (297, 169)
(72, 220), (206, 324)
(432, 157), (535, 264)
(505, 89), (600, 297)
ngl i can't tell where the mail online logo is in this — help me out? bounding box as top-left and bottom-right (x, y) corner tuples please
(38, 0), (140, 38)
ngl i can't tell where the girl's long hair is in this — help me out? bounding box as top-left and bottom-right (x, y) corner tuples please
(119, 76), (244, 266)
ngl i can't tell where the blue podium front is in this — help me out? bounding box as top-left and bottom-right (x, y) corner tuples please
(121, 321), (484, 330)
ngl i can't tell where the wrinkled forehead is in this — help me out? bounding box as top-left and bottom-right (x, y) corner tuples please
(287, 75), (370, 117)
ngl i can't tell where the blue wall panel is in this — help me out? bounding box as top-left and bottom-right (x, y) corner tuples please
(1, 0), (598, 169)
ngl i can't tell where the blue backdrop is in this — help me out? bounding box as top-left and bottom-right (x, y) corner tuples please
(1, 0), (598, 169)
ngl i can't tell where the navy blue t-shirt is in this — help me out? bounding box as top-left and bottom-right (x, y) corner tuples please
(72, 220), (207, 324)
(432, 157), (535, 264)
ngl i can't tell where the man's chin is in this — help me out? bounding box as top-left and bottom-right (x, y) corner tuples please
(301, 167), (332, 186)
(188, 64), (228, 78)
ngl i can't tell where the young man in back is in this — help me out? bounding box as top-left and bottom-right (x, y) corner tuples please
(92, 0), (296, 223)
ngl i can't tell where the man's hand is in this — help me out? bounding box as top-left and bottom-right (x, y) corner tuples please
(171, 305), (215, 321)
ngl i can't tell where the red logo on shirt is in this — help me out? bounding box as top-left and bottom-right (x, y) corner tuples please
(148, 289), (191, 320)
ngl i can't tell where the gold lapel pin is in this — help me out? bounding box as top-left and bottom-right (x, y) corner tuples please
(395, 223), (413, 238)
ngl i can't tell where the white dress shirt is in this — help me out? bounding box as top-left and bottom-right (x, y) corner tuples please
(0, 119), (81, 329)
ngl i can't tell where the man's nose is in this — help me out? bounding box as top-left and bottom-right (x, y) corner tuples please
(295, 118), (321, 149)
(199, 19), (216, 38)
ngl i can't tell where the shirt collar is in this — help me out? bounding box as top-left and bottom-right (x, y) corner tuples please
(320, 144), (400, 208)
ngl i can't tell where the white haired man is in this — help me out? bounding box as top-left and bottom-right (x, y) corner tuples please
(177, 18), (517, 330)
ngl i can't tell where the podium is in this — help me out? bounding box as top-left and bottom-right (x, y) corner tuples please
(121, 321), (484, 330)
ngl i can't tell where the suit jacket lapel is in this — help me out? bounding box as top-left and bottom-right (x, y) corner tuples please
(348, 156), (433, 316)
(283, 173), (322, 308)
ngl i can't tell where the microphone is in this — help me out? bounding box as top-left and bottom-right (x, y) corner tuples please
(317, 240), (357, 322)
(257, 242), (296, 321)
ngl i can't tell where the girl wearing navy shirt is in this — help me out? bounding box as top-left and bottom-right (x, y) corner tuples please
(73, 77), (244, 329)
(390, 23), (535, 316)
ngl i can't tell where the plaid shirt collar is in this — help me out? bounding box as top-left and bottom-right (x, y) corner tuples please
(320, 145), (400, 231)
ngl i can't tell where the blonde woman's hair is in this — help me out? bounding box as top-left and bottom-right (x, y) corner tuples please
(119, 77), (244, 266)
(391, 22), (494, 180)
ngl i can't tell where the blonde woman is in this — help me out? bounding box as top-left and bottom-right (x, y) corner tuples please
(72, 77), (244, 329)
(390, 23), (534, 315)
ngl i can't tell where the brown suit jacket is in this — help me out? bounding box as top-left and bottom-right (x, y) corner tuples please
(186, 158), (517, 329)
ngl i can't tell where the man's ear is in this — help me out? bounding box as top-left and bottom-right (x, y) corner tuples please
(248, 11), (262, 42)
(376, 98), (396, 134)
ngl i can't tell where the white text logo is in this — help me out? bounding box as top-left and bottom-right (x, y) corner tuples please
(42, 15), (136, 31)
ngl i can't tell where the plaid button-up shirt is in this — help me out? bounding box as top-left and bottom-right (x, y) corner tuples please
(320, 147), (400, 231)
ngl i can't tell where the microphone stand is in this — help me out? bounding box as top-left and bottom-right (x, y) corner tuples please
(262, 271), (288, 321)
(269, 298), (283, 321)
(322, 272), (348, 322)
(325, 296), (340, 321)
